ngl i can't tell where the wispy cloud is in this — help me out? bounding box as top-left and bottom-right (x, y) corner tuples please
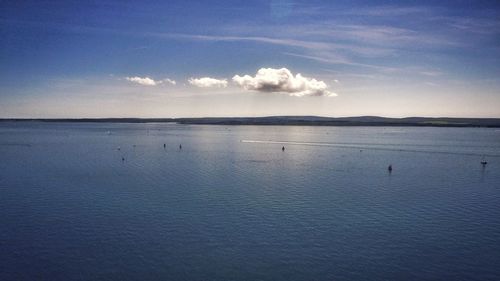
(440, 17), (500, 35)
(343, 6), (434, 17)
(320, 24), (459, 48)
(418, 70), (443, 77)
(148, 32), (333, 51)
(283, 52), (397, 72)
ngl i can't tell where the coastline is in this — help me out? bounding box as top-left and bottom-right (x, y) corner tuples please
(1, 116), (500, 127)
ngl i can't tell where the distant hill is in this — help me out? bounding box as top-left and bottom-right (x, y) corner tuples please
(174, 116), (500, 127)
(2, 116), (500, 127)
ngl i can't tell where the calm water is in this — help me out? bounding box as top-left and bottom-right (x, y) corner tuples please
(1, 122), (500, 281)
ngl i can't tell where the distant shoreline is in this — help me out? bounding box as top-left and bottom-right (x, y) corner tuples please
(1, 116), (500, 127)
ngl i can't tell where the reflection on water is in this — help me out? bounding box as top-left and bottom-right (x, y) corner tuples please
(1, 122), (499, 281)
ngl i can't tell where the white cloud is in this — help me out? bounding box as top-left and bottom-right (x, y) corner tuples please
(163, 78), (177, 85)
(232, 67), (336, 97)
(126, 76), (159, 86)
(126, 76), (176, 86)
(188, 77), (228, 88)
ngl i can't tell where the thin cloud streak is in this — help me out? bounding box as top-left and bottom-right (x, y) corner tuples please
(283, 52), (398, 72)
(343, 6), (435, 17)
(146, 32), (333, 51)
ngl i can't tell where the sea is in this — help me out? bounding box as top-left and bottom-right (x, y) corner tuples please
(1, 122), (499, 281)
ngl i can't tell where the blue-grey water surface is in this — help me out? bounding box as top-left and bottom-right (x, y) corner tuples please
(1, 122), (500, 280)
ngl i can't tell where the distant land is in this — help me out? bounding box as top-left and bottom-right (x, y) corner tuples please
(2, 116), (500, 127)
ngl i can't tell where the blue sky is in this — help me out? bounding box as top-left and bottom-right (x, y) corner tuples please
(1, 0), (500, 117)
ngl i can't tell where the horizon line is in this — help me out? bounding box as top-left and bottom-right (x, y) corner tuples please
(2, 115), (500, 120)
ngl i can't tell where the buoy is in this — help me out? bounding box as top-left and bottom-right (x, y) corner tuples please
(163, 143), (166, 148)
(388, 165), (393, 172)
(282, 146), (285, 151)
(122, 157), (125, 162)
(179, 144), (182, 150)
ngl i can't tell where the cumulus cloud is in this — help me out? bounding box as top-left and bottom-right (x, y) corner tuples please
(126, 76), (159, 86)
(188, 77), (228, 88)
(232, 68), (336, 97)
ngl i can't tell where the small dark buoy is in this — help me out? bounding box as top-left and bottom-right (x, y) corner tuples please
(117, 146), (121, 151)
(388, 164), (393, 172)
(122, 157), (125, 162)
(179, 144), (182, 150)
(163, 143), (166, 148)
(282, 146), (285, 151)
(481, 155), (488, 166)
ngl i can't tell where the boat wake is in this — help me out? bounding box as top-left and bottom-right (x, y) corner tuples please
(241, 139), (500, 158)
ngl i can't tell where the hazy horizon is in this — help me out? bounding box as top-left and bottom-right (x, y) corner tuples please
(1, 1), (500, 118)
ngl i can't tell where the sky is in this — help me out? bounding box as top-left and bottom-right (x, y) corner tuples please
(1, 0), (500, 118)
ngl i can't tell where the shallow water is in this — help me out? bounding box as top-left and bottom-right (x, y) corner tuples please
(1, 122), (499, 280)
